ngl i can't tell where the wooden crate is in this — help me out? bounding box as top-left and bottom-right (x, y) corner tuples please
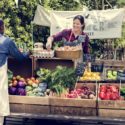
(50, 83), (97, 116)
(34, 57), (76, 70)
(98, 82), (125, 118)
(98, 100), (125, 118)
(50, 97), (97, 116)
(8, 57), (33, 78)
(95, 59), (125, 68)
(9, 95), (50, 114)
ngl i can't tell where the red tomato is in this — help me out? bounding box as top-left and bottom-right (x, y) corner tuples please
(100, 85), (107, 93)
(110, 92), (119, 100)
(99, 92), (106, 100)
(105, 92), (111, 100)
(109, 86), (118, 93)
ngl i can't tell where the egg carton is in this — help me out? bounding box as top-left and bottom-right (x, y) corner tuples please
(33, 50), (54, 58)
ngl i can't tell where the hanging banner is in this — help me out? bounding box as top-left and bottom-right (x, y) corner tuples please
(50, 9), (125, 39)
(15, 0), (19, 7)
(33, 5), (51, 27)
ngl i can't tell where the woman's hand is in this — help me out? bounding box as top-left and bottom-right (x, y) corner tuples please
(46, 36), (53, 50)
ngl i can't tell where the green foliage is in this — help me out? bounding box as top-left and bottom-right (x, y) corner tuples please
(48, 66), (77, 95)
(79, 0), (117, 10)
(36, 68), (51, 83)
(35, 66), (77, 95)
(114, 23), (125, 48)
(33, 25), (50, 45)
(0, 0), (47, 51)
(117, 0), (125, 7)
(48, 0), (82, 11)
(8, 69), (13, 82)
(0, 0), (34, 51)
(89, 39), (104, 58)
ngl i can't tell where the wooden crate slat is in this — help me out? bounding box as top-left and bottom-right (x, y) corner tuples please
(98, 100), (125, 109)
(50, 97), (96, 107)
(9, 95), (49, 105)
(50, 106), (96, 116)
(99, 109), (125, 118)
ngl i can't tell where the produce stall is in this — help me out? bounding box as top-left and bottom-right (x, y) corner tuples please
(7, 53), (125, 120)
(6, 43), (125, 124)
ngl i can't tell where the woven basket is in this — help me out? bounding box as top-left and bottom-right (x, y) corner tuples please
(55, 50), (82, 59)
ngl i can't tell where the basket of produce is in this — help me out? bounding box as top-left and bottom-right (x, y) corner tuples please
(79, 69), (101, 81)
(55, 46), (82, 59)
(105, 68), (118, 80)
(98, 83), (120, 100)
(66, 83), (97, 100)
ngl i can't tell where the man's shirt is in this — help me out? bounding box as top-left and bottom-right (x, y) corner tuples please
(0, 34), (28, 67)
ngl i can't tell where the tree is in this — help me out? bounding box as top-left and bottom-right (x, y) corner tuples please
(48, 0), (82, 11)
(0, 0), (45, 51)
(79, 0), (117, 10)
(117, 0), (125, 7)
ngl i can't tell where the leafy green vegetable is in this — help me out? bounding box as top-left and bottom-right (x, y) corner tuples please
(120, 87), (125, 96)
(48, 66), (77, 95)
(36, 66), (77, 95)
(8, 69), (13, 81)
(36, 68), (51, 83)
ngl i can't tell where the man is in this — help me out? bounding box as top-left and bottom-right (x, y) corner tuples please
(0, 19), (30, 125)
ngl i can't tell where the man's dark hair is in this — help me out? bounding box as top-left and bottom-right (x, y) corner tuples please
(0, 19), (4, 34)
(0, 19), (4, 27)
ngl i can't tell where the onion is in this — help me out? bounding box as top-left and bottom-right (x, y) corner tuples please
(18, 81), (26, 88)
(9, 87), (17, 95)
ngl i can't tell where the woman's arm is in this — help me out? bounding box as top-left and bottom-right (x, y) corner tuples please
(46, 29), (68, 49)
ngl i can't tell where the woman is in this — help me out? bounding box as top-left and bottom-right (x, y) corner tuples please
(0, 19), (30, 125)
(46, 15), (89, 54)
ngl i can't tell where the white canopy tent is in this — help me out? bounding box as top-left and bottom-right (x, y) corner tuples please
(33, 5), (125, 39)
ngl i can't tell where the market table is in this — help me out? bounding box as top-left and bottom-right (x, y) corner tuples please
(7, 58), (125, 125)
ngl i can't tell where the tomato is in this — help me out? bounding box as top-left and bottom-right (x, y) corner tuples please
(105, 92), (111, 100)
(100, 85), (107, 92)
(110, 92), (119, 100)
(76, 89), (83, 94)
(107, 88), (111, 93)
(109, 86), (118, 93)
(99, 92), (106, 100)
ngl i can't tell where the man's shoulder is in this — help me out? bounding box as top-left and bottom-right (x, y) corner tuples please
(4, 36), (13, 43)
(0, 35), (11, 44)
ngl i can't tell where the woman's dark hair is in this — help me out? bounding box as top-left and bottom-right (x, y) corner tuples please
(73, 15), (85, 30)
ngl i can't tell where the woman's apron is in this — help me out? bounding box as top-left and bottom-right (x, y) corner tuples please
(0, 35), (10, 116)
(68, 31), (83, 67)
